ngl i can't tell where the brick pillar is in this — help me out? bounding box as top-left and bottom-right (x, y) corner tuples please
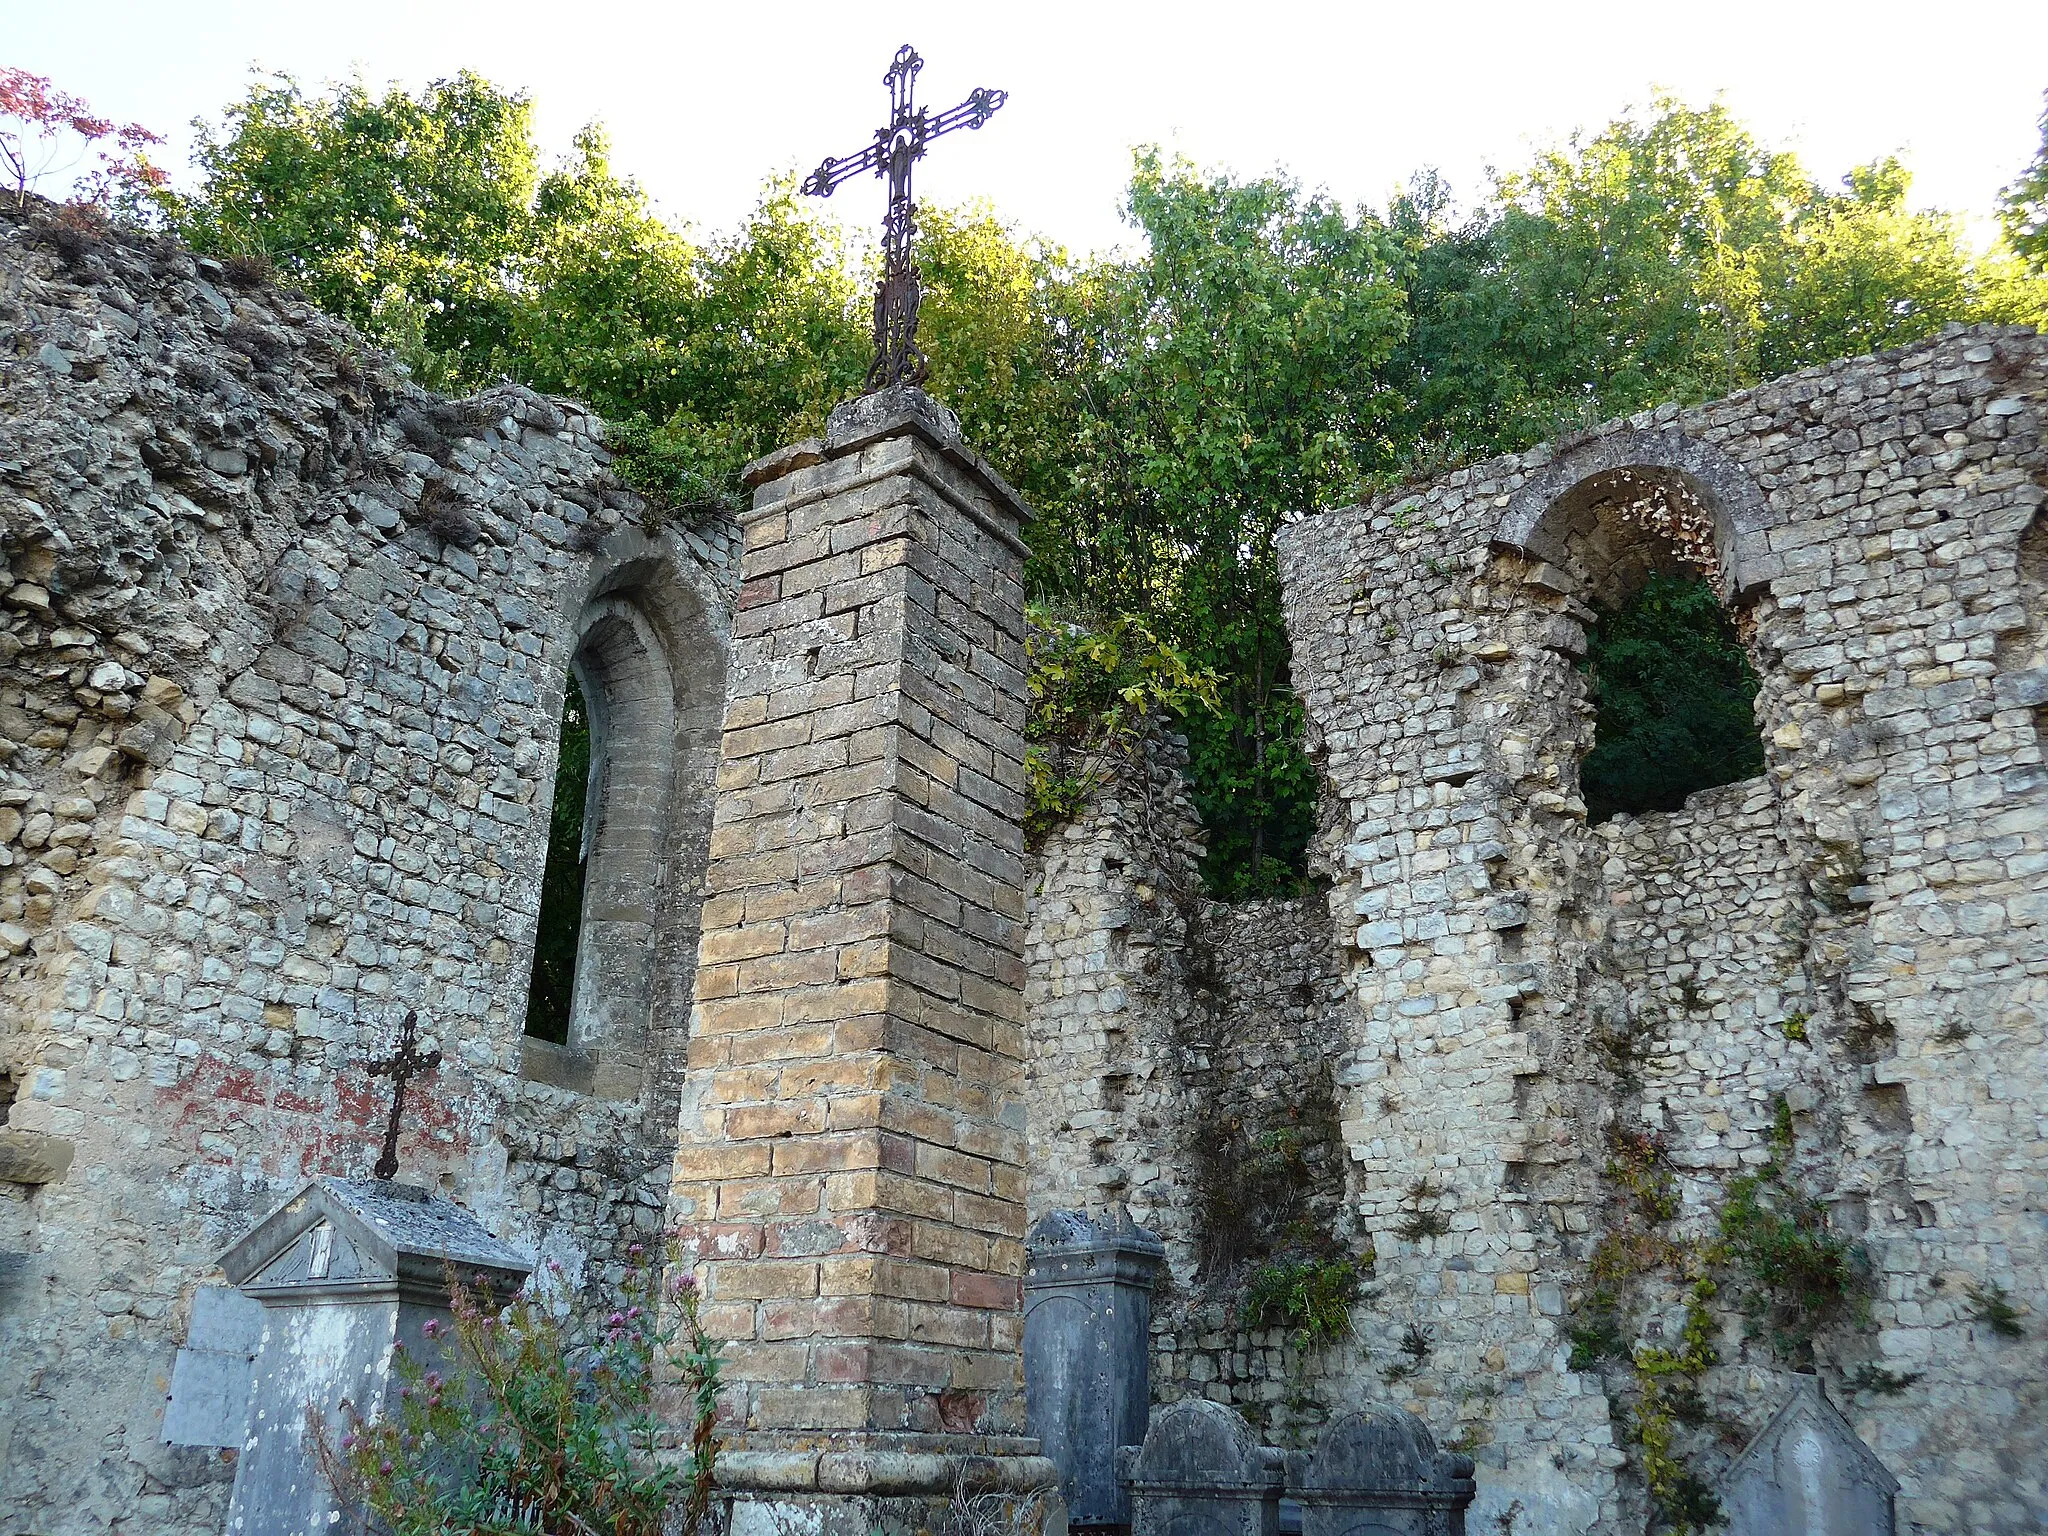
(671, 388), (1054, 1530)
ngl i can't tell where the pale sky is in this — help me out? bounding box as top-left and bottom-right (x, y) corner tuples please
(14, 1), (2048, 256)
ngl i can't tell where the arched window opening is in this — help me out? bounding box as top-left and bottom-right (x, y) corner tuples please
(524, 674), (592, 1044)
(1546, 466), (1764, 821)
(1581, 571), (1763, 821)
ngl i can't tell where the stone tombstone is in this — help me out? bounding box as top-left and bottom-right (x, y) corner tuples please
(217, 1177), (532, 1536)
(1025, 1208), (1167, 1528)
(1292, 1406), (1476, 1536)
(1125, 1397), (1287, 1536)
(1719, 1377), (1899, 1536)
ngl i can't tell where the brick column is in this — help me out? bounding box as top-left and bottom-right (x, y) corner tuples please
(671, 388), (1052, 1528)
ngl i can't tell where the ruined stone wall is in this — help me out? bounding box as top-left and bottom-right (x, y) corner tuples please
(0, 205), (736, 1534)
(1025, 324), (2048, 1535)
(1272, 324), (2048, 1535)
(1023, 736), (1364, 1447)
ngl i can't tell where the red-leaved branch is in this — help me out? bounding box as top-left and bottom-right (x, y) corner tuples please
(0, 67), (166, 209)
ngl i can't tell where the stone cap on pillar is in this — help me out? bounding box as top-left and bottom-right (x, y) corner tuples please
(219, 1176), (532, 1307)
(740, 385), (1034, 543)
(1025, 1208), (1167, 1289)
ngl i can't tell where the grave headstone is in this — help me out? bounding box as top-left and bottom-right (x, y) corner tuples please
(1719, 1376), (1898, 1536)
(1292, 1405), (1477, 1536)
(1125, 1398), (1287, 1536)
(217, 1176), (531, 1536)
(1025, 1208), (1167, 1529)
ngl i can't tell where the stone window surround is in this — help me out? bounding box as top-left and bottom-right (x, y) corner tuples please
(518, 532), (729, 1105)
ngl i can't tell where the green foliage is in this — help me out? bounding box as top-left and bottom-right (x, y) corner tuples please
(321, 1245), (721, 1536)
(1191, 1066), (1355, 1283)
(523, 676), (589, 1044)
(175, 73), (538, 389)
(1385, 98), (2048, 463)
(1844, 1362), (1921, 1396)
(1043, 152), (1404, 895)
(1568, 1289), (1630, 1371)
(1580, 572), (1764, 821)
(1023, 603), (1219, 844)
(1241, 1257), (1361, 1347)
(1966, 1281), (2026, 1339)
(1394, 1176), (1455, 1243)
(1718, 1106), (1867, 1360)
(2002, 93), (2048, 273)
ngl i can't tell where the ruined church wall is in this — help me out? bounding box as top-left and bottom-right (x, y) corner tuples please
(0, 206), (736, 1535)
(1274, 323), (2048, 1535)
(1025, 324), (2048, 1535)
(1023, 736), (1363, 1445)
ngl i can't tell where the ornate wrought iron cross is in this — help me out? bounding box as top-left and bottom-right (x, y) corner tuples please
(364, 1009), (441, 1181)
(802, 44), (1007, 391)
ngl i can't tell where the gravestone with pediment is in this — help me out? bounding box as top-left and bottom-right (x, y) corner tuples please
(1293, 1406), (1477, 1536)
(217, 1176), (531, 1536)
(1718, 1376), (1899, 1536)
(1025, 1208), (1167, 1529)
(1124, 1397), (1287, 1536)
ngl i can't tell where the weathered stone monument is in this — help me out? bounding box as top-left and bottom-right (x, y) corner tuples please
(1718, 1377), (1899, 1536)
(1024, 1208), (1166, 1529)
(1293, 1407), (1477, 1536)
(1124, 1397), (1287, 1536)
(216, 1177), (531, 1536)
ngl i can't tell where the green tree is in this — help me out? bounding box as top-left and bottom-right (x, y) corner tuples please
(1579, 572), (1764, 823)
(1042, 152), (1405, 893)
(1385, 99), (2046, 469)
(177, 72), (540, 387)
(2001, 92), (2048, 272)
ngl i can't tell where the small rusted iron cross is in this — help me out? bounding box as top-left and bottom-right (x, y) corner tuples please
(802, 44), (1007, 391)
(364, 1009), (441, 1182)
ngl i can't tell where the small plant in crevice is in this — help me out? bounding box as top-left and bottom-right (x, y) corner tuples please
(1935, 1018), (1972, 1045)
(1776, 1009), (1810, 1044)
(1717, 1099), (1868, 1362)
(1242, 1257), (1365, 1348)
(1606, 1126), (1682, 1225)
(1567, 1288), (1631, 1371)
(1400, 1322), (1434, 1362)
(1395, 1176), (1456, 1243)
(1844, 1362), (1922, 1396)
(1966, 1281), (2027, 1339)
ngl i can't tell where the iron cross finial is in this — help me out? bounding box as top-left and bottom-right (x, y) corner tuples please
(802, 44), (1007, 392)
(363, 1009), (441, 1182)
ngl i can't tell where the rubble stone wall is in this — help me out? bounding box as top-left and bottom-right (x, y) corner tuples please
(1026, 325), (2048, 1536)
(0, 206), (736, 1535)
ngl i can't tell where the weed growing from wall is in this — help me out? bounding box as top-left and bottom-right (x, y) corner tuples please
(1241, 1256), (1366, 1347)
(1717, 1099), (1868, 1362)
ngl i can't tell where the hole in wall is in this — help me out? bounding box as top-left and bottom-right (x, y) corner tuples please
(1580, 571), (1764, 821)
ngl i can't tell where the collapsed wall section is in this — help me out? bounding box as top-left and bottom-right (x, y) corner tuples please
(0, 205), (735, 1535)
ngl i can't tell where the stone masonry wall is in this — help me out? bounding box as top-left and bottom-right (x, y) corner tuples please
(1026, 324), (2048, 1536)
(1024, 735), (1367, 1448)
(0, 204), (736, 1535)
(1272, 323), (2048, 1535)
